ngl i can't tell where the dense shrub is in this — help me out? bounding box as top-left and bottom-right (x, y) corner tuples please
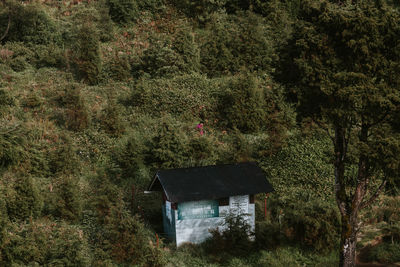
(100, 94), (125, 136)
(255, 221), (281, 249)
(0, 89), (13, 116)
(269, 198), (340, 253)
(4, 176), (43, 221)
(103, 52), (132, 81)
(129, 74), (217, 120)
(1, 220), (90, 266)
(53, 84), (89, 131)
(146, 118), (190, 169)
(366, 242), (400, 264)
(0, 2), (61, 45)
(107, 0), (139, 24)
(45, 176), (83, 223)
(172, 0), (226, 24)
(205, 213), (254, 257)
(0, 123), (26, 172)
(259, 133), (334, 203)
(72, 23), (101, 85)
(218, 73), (267, 133)
(172, 26), (201, 73)
(198, 12), (276, 77)
(137, 38), (185, 78)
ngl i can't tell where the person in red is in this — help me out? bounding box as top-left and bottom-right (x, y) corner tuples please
(196, 122), (204, 136)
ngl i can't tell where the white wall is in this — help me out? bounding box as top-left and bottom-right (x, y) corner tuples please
(175, 195), (255, 246)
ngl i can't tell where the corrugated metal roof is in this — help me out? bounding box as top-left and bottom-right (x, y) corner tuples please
(147, 162), (274, 203)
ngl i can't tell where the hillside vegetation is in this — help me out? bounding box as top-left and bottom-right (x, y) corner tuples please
(0, 0), (399, 266)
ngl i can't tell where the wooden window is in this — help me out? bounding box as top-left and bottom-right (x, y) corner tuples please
(249, 194), (254, 204)
(219, 197), (229, 206)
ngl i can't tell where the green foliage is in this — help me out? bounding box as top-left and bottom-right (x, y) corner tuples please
(255, 221), (281, 249)
(146, 117), (190, 169)
(0, 123), (26, 172)
(172, 0), (226, 24)
(218, 73), (267, 133)
(270, 198), (340, 253)
(4, 176), (42, 221)
(173, 26), (201, 73)
(0, 42), (35, 72)
(45, 176), (83, 223)
(107, 0), (139, 24)
(260, 133), (334, 203)
(72, 23), (101, 85)
(205, 213), (254, 258)
(0, 89), (13, 116)
(53, 84), (89, 131)
(100, 94), (125, 136)
(48, 134), (78, 175)
(0, 2), (61, 45)
(366, 242), (400, 264)
(104, 52), (132, 81)
(2, 220), (90, 266)
(129, 74), (216, 120)
(199, 12), (276, 77)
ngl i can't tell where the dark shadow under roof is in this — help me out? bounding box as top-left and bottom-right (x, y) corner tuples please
(147, 162), (274, 203)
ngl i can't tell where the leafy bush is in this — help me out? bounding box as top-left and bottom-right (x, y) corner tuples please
(44, 176), (83, 223)
(4, 175), (43, 221)
(204, 213), (254, 258)
(129, 74), (217, 120)
(255, 221), (281, 249)
(100, 94), (125, 136)
(107, 0), (139, 24)
(53, 84), (89, 131)
(218, 73), (267, 133)
(71, 23), (102, 85)
(0, 42), (35, 72)
(0, 2), (61, 45)
(146, 117), (190, 169)
(1, 220), (90, 266)
(259, 133), (334, 203)
(198, 12), (276, 77)
(172, 0), (226, 24)
(0, 123), (26, 172)
(366, 242), (400, 264)
(268, 198), (340, 253)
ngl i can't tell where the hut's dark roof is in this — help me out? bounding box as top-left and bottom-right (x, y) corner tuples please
(147, 162), (274, 203)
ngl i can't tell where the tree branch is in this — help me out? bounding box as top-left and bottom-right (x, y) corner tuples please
(359, 179), (387, 210)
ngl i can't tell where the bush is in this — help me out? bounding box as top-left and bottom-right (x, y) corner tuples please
(198, 12), (276, 77)
(269, 198), (340, 253)
(255, 221), (281, 249)
(366, 242), (400, 264)
(0, 2), (61, 45)
(100, 94), (125, 136)
(204, 213), (254, 258)
(4, 176), (43, 221)
(137, 39), (184, 78)
(1, 220), (90, 266)
(172, 0), (226, 24)
(53, 84), (89, 131)
(0, 42), (34, 72)
(72, 23), (101, 85)
(145, 117), (190, 169)
(0, 89), (14, 117)
(45, 176), (83, 223)
(107, 0), (139, 24)
(129, 74), (217, 120)
(218, 73), (267, 133)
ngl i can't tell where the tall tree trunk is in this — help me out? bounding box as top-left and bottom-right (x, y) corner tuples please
(336, 124), (369, 267)
(339, 212), (358, 267)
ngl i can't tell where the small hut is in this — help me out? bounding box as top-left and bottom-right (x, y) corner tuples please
(146, 162), (274, 246)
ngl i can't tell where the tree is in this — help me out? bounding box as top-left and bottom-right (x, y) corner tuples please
(288, 1), (400, 266)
